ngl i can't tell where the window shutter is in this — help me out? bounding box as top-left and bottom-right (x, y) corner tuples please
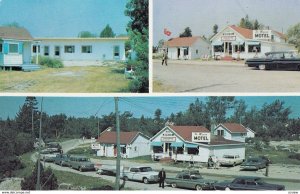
(19, 43), (23, 54)
(3, 43), (9, 54)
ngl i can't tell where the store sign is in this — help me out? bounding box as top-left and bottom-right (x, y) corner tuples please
(161, 130), (176, 142)
(221, 31), (236, 41)
(253, 30), (271, 40)
(91, 143), (101, 149)
(192, 132), (211, 143)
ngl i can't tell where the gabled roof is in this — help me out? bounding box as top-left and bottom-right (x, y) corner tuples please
(164, 36), (204, 47)
(272, 30), (286, 39)
(229, 25), (253, 39)
(218, 123), (248, 133)
(97, 131), (149, 145)
(0, 27), (33, 40)
(246, 127), (256, 134)
(169, 125), (210, 141)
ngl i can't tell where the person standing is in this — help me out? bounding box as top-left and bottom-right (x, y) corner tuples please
(162, 50), (168, 66)
(158, 168), (166, 189)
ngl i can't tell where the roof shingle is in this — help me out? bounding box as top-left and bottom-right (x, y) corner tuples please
(221, 123), (248, 133)
(164, 36), (202, 47)
(230, 25), (253, 39)
(0, 27), (33, 40)
(169, 126), (210, 141)
(97, 131), (143, 144)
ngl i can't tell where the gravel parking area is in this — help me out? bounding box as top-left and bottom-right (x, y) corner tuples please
(153, 59), (300, 93)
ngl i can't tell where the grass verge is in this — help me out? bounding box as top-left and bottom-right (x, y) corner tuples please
(153, 80), (175, 92)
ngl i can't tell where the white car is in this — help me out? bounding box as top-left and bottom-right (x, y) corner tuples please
(219, 155), (244, 167)
(122, 166), (159, 184)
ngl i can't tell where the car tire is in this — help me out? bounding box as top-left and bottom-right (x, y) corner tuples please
(258, 64), (266, 70)
(143, 177), (149, 184)
(225, 187), (230, 191)
(171, 183), (177, 188)
(259, 64), (266, 70)
(79, 167), (83, 172)
(195, 185), (202, 190)
(60, 162), (63, 166)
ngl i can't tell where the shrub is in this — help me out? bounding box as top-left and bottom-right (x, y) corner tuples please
(32, 56), (64, 68)
(288, 153), (300, 161)
(0, 156), (23, 178)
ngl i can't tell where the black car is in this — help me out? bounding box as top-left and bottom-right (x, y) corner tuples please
(245, 51), (300, 70)
(214, 176), (285, 190)
(240, 157), (267, 170)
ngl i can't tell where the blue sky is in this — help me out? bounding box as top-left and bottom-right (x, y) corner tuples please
(0, 0), (129, 37)
(1, 96), (300, 120)
(153, 0), (300, 45)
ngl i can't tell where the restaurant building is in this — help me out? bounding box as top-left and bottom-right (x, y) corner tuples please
(150, 125), (245, 163)
(210, 25), (295, 60)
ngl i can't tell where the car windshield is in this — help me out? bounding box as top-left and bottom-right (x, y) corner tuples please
(223, 155), (234, 159)
(139, 167), (153, 172)
(79, 158), (89, 162)
(248, 158), (259, 162)
(191, 175), (203, 180)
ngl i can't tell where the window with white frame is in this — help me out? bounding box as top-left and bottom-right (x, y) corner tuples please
(54, 46), (60, 56)
(9, 43), (18, 54)
(217, 130), (224, 136)
(113, 45), (120, 57)
(64, 45), (75, 53)
(32, 45), (40, 53)
(81, 45), (92, 53)
(44, 46), (49, 56)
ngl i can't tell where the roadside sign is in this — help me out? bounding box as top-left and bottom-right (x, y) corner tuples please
(192, 132), (211, 143)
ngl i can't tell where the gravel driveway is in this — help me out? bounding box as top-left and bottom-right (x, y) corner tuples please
(153, 59), (300, 92)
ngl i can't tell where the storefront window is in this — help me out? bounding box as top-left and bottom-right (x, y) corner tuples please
(121, 147), (126, 154)
(234, 44), (245, 52)
(214, 45), (223, 52)
(187, 148), (199, 155)
(173, 147), (184, 154)
(248, 45), (261, 53)
(153, 146), (163, 153)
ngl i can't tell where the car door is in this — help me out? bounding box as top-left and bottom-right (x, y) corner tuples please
(130, 168), (140, 180)
(181, 175), (193, 189)
(229, 179), (247, 190)
(245, 180), (259, 190)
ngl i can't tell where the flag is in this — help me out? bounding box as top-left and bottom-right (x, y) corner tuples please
(164, 28), (171, 36)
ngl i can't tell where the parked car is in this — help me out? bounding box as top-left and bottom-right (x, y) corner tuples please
(259, 155), (271, 165)
(46, 142), (62, 153)
(54, 154), (70, 167)
(122, 166), (159, 184)
(219, 155), (244, 167)
(214, 176), (285, 190)
(68, 155), (95, 172)
(245, 51), (300, 70)
(165, 170), (216, 190)
(40, 149), (59, 162)
(240, 157), (267, 170)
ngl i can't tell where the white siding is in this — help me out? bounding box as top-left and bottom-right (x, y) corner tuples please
(36, 39), (126, 61)
(214, 126), (232, 140)
(126, 135), (150, 158)
(97, 144), (115, 157)
(190, 39), (211, 59)
(211, 145), (245, 160)
(23, 42), (32, 64)
(4, 54), (22, 65)
(167, 47), (179, 60)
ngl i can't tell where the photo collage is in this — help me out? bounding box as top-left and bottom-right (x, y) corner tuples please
(0, 0), (300, 192)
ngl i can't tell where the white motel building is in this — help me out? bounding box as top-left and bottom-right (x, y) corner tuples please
(210, 25), (295, 60)
(33, 37), (128, 61)
(150, 125), (245, 163)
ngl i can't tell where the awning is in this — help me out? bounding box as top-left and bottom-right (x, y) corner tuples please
(151, 142), (163, 147)
(247, 41), (260, 45)
(170, 142), (184, 147)
(185, 143), (198, 148)
(232, 41), (245, 45)
(212, 41), (223, 46)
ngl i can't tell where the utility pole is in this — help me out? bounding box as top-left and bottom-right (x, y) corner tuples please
(98, 117), (100, 138)
(32, 108), (34, 134)
(114, 97), (121, 190)
(36, 97), (43, 190)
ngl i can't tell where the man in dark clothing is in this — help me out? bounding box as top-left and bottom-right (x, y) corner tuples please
(162, 50), (168, 66)
(158, 168), (166, 188)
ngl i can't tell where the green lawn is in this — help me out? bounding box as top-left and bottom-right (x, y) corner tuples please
(246, 145), (300, 165)
(0, 65), (130, 93)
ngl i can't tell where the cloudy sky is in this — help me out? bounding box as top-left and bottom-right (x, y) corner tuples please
(153, 0), (300, 45)
(0, 0), (129, 37)
(1, 96), (300, 119)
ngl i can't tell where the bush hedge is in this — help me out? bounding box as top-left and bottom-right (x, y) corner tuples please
(32, 56), (64, 68)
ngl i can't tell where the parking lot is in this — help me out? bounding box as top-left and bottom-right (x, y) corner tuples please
(153, 59), (300, 93)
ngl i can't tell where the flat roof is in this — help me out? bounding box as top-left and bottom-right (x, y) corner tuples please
(34, 37), (129, 41)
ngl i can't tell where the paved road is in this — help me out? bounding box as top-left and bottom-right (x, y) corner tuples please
(153, 60), (300, 92)
(32, 139), (300, 190)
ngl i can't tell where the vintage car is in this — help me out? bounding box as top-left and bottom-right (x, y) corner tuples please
(68, 155), (95, 172)
(165, 170), (216, 190)
(122, 166), (159, 184)
(219, 155), (244, 167)
(240, 157), (267, 170)
(214, 176), (285, 190)
(245, 51), (300, 70)
(54, 154), (70, 167)
(40, 149), (60, 162)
